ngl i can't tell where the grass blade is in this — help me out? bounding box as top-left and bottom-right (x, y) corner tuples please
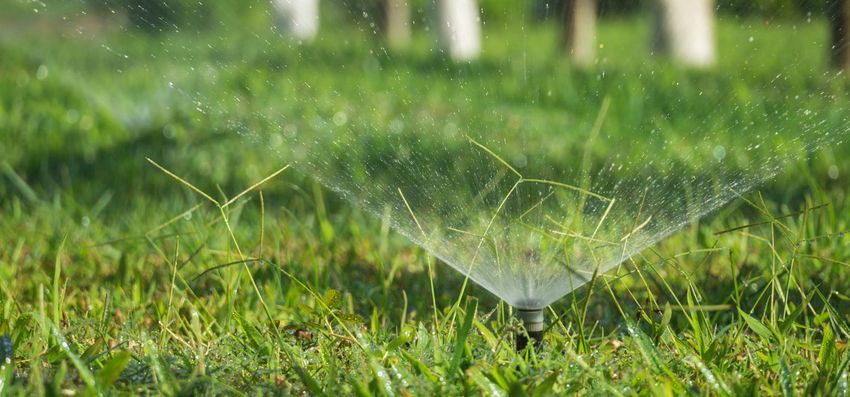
(36, 314), (97, 392)
(449, 300), (477, 375)
(738, 310), (775, 342)
(97, 351), (132, 387)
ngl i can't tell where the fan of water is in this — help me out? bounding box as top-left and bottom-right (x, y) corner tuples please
(11, 1), (848, 311)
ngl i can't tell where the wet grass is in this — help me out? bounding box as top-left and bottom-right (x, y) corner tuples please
(2, 150), (848, 395)
(2, 5), (850, 396)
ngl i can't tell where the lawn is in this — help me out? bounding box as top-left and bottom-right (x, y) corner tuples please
(1, 2), (850, 395)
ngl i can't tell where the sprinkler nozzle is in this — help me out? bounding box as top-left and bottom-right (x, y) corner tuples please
(515, 308), (544, 351)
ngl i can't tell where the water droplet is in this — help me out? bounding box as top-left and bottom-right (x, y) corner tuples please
(713, 145), (726, 161)
(36, 65), (48, 80)
(333, 111), (348, 126)
(828, 165), (839, 180)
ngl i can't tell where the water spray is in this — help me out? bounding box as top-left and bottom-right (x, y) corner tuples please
(514, 307), (544, 351)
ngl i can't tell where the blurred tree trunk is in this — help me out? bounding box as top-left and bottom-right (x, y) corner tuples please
(273, 0), (319, 42)
(385, 0), (411, 49)
(437, 0), (481, 61)
(562, 0), (596, 66)
(652, 0), (716, 68)
(830, 0), (850, 72)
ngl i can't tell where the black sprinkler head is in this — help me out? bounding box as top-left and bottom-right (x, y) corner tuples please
(515, 308), (544, 351)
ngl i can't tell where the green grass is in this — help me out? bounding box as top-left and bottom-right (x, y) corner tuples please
(2, 4), (850, 395)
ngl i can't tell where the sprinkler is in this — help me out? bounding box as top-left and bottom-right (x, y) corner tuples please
(515, 307), (544, 351)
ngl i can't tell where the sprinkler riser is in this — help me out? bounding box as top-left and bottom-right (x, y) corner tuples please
(515, 307), (544, 351)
